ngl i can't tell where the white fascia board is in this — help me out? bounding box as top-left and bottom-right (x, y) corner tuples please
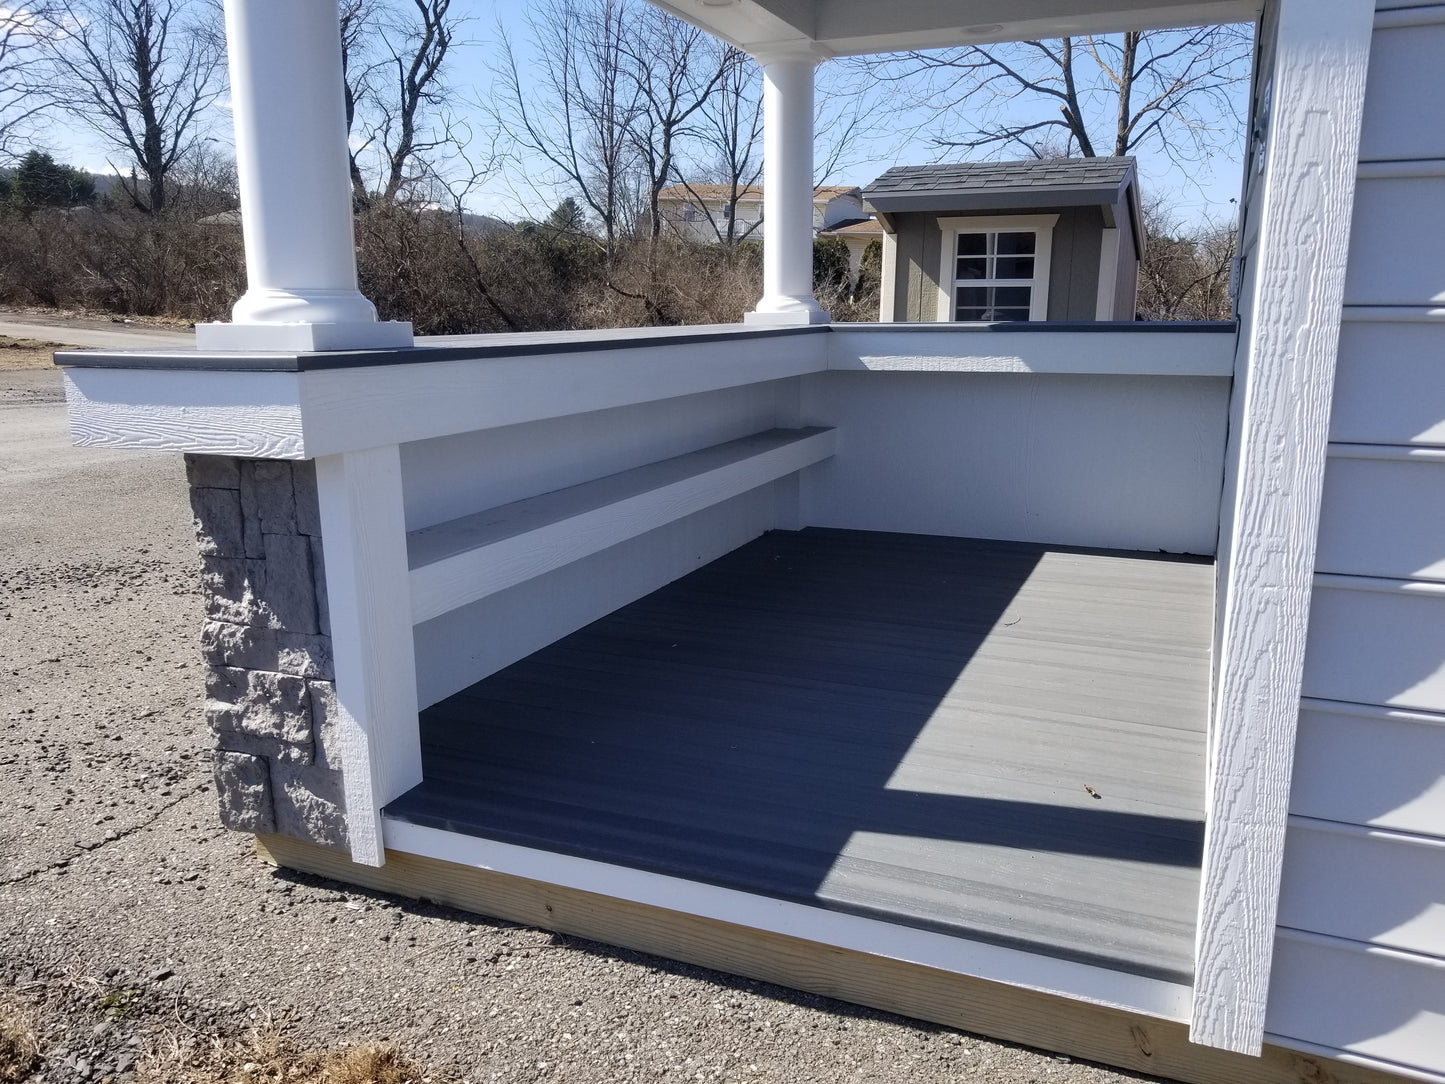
(295, 333), (831, 458)
(382, 817), (1194, 1022)
(62, 366), (306, 459)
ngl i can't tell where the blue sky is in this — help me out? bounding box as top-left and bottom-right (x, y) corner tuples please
(32, 0), (1250, 228)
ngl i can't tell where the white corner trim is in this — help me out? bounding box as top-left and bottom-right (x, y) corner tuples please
(315, 446), (423, 867)
(381, 817), (1194, 1022)
(1193, 0), (1376, 1056)
(1096, 228), (1121, 321)
(879, 231), (898, 322)
(935, 215), (1059, 323)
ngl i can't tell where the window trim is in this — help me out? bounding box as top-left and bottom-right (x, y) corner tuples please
(935, 214), (1059, 322)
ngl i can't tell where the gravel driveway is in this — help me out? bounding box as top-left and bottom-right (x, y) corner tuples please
(0, 363), (1175, 1084)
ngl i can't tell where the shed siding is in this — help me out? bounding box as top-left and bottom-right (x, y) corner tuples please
(889, 206), (1103, 322)
(1268, 3), (1445, 1076)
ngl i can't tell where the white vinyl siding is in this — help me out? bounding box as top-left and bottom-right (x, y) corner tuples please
(935, 215), (1056, 322)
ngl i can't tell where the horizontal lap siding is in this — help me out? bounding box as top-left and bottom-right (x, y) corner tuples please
(1271, 6), (1445, 1076)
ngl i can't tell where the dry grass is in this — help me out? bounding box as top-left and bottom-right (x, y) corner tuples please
(141, 1027), (445, 1084)
(0, 1003), (40, 1084)
(0, 336), (64, 371)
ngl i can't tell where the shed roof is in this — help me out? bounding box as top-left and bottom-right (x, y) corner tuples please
(864, 157), (1137, 215)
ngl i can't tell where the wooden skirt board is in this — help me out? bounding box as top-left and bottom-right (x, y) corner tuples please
(255, 835), (1417, 1084)
(387, 528), (1212, 985)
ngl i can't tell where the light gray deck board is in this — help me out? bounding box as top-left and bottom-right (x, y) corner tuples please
(386, 528), (1212, 983)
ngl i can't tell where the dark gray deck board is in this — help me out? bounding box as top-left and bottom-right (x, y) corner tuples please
(386, 528), (1213, 984)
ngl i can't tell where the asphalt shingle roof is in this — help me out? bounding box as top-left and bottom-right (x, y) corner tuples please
(865, 157), (1135, 198)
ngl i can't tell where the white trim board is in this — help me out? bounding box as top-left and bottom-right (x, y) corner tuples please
(826, 327), (1234, 376)
(1195, 0), (1375, 1055)
(934, 214), (1058, 323)
(407, 427), (836, 624)
(380, 817), (1193, 1023)
(315, 446), (422, 867)
(63, 368), (306, 459)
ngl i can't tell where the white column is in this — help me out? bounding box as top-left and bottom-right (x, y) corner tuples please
(746, 49), (828, 326)
(197, 0), (412, 352)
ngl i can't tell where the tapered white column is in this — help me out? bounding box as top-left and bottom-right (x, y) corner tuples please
(197, 0), (411, 352)
(746, 49), (828, 326)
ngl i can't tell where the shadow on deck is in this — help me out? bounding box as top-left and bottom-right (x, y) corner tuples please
(385, 528), (1212, 984)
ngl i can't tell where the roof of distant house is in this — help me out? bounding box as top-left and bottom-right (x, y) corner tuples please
(818, 218), (885, 237)
(658, 184), (861, 202)
(863, 157), (1136, 214)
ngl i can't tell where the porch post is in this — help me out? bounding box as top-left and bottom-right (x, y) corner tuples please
(196, 0), (412, 352)
(746, 49), (828, 325)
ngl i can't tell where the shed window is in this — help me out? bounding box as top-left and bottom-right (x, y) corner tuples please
(937, 215), (1058, 322)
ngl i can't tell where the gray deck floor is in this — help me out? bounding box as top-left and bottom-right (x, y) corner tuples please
(386, 528), (1213, 984)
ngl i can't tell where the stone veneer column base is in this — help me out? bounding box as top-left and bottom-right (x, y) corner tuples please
(186, 455), (348, 848)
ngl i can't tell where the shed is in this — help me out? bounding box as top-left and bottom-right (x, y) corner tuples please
(864, 158), (1143, 323)
(53, 1), (1445, 1082)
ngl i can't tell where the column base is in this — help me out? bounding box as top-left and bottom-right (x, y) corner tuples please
(744, 308), (831, 327)
(195, 320), (415, 352)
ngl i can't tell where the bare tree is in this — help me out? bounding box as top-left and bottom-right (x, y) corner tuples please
(492, 0), (646, 262)
(673, 42), (762, 248)
(621, 4), (726, 242)
(342, 0), (460, 207)
(0, 3), (59, 161)
(1136, 196), (1236, 320)
(859, 25), (1252, 168)
(39, 0), (223, 214)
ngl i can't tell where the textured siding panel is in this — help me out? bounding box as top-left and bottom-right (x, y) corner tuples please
(1359, 19), (1445, 161)
(1293, 703), (1445, 837)
(1279, 822), (1445, 956)
(1316, 454), (1445, 581)
(1344, 175), (1445, 305)
(399, 383), (783, 532)
(1266, 934), (1445, 1071)
(1302, 582), (1445, 713)
(801, 371), (1227, 553)
(1330, 319), (1445, 446)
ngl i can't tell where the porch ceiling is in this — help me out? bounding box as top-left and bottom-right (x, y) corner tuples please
(647, 0), (1261, 57)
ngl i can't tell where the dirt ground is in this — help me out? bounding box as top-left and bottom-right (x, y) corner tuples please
(0, 360), (1179, 1084)
(0, 338), (65, 372)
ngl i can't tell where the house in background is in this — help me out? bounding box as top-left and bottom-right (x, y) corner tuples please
(657, 183), (866, 243)
(865, 158), (1143, 322)
(815, 216), (885, 282)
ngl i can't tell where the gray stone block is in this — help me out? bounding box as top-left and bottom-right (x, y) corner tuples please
(270, 762), (348, 847)
(189, 487), (245, 559)
(307, 680), (343, 771)
(294, 461), (323, 537)
(185, 454), (240, 490)
(244, 460), (298, 537)
(201, 620), (333, 680)
(207, 666), (313, 744)
(213, 751), (275, 834)
(309, 535), (331, 638)
(215, 730), (314, 765)
(262, 533), (319, 635)
(199, 557), (265, 627)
